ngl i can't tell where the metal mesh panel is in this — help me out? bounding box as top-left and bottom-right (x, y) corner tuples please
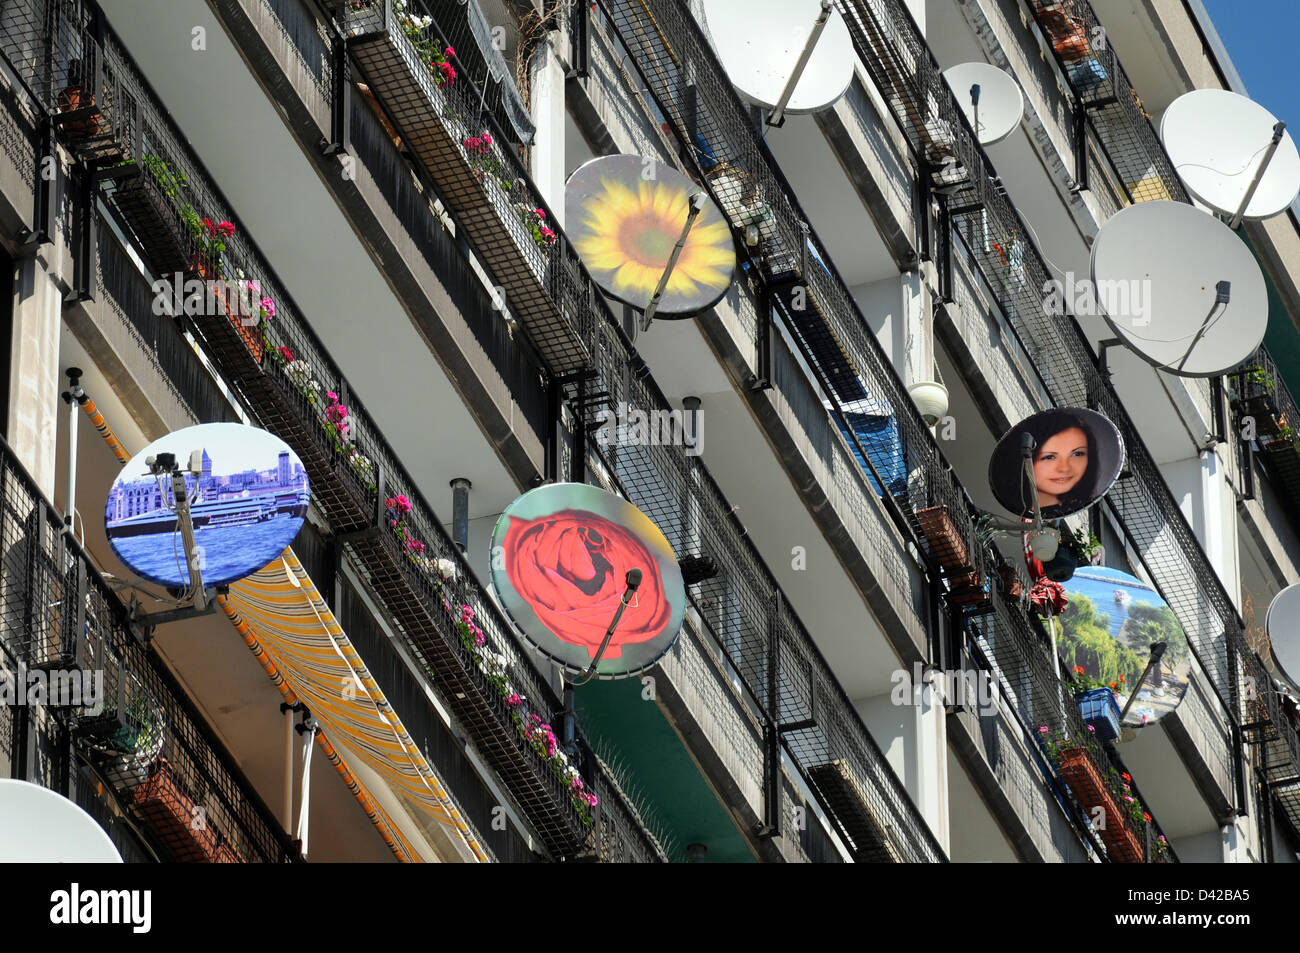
(831, 0), (1252, 731)
(0, 436), (295, 861)
(273, 0), (948, 858)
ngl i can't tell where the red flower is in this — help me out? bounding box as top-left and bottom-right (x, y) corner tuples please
(501, 509), (673, 659)
(444, 46), (455, 57)
(1143, 812), (1152, 823)
(217, 220), (235, 237)
(203, 217), (214, 235)
(277, 345), (294, 363)
(1074, 665), (1085, 675)
(1119, 674), (1126, 682)
(1121, 772), (1131, 782)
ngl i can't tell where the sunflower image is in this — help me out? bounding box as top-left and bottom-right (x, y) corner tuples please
(568, 157), (735, 315)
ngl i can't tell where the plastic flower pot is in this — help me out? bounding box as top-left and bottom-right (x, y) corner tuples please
(1076, 687), (1122, 742)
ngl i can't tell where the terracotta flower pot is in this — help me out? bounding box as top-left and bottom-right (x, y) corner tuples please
(1056, 746), (1144, 862)
(57, 85), (103, 140)
(132, 759), (221, 862)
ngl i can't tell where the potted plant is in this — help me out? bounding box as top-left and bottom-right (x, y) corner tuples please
(1068, 666), (1124, 741)
(1040, 726), (1144, 861)
(56, 60), (103, 142)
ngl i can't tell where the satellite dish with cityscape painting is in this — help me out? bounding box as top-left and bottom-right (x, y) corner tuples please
(1059, 567), (1191, 730)
(489, 483), (686, 679)
(105, 423), (309, 589)
(565, 155), (736, 317)
(0, 779), (123, 861)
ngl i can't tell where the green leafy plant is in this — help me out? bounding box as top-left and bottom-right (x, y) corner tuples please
(141, 153), (235, 275)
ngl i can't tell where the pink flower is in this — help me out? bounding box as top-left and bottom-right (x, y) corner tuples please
(203, 217), (214, 235)
(483, 133), (492, 145)
(217, 220), (235, 237)
(534, 208), (544, 219)
(277, 345), (294, 363)
(260, 296), (275, 318)
(1086, 724), (1096, 732)
(326, 391), (339, 402)
(444, 46), (454, 57)
(1038, 725), (1049, 734)
(461, 604), (475, 624)
(506, 693), (524, 708)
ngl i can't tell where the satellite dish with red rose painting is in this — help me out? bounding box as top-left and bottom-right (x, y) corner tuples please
(490, 483), (687, 678)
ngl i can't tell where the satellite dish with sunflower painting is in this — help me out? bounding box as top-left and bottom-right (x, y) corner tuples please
(490, 482), (687, 679)
(565, 155), (736, 317)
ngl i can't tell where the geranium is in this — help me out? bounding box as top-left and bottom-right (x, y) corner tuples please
(385, 495), (412, 515)
(277, 345), (294, 364)
(217, 220), (235, 237)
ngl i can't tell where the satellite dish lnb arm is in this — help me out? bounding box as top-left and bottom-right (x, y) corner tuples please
(1230, 121), (1287, 230)
(572, 568), (642, 685)
(641, 193), (707, 332)
(767, 0), (833, 127)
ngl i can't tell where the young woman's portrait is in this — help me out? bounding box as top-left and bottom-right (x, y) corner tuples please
(988, 408), (1125, 519)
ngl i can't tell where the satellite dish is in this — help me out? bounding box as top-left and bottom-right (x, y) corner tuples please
(566, 155), (736, 317)
(1161, 89), (1300, 221)
(942, 62), (1024, 145)
(490, 482), (686, 679)
(1090, 200), (1267, 377)
(700, 0), (854, 115)
(0, 780), (123, 861)
(1059, 567), (1192, 731)
(989, 407), (1125, 520)
(105, 423), (309, 589)
(1266, 584), (1300, 692)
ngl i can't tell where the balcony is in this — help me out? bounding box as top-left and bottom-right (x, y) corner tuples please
(181, 0), (960, 859)
(594, 0), (1176, 859)
(0, 433), (295, 862)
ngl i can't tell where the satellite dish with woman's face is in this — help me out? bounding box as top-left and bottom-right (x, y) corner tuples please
(989, 408), (1125, 520)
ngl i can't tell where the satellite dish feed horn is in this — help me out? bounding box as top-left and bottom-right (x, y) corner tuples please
(768, 0), (833, 127)
(1230, 121), (1287, 230)
(642, 191), (708, 332)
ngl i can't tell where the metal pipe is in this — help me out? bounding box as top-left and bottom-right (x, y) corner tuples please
(63, 368), (82, 528)
(768, 0), (833, 127)
(641, 192), (707, 331)
(451, 478), (471, 553)
(1230, 121), (1286, 230)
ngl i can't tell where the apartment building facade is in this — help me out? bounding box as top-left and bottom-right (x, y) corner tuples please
(0, 0), (1296, 864)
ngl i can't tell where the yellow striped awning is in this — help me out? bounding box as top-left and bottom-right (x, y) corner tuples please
(222, 549), (488, 863)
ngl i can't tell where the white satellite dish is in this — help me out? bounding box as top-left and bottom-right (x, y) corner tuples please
(1089, 200), (1268, 377)
(1161, 89), (1300, 222)
(942, 62), (1024, 146)
(0, 779), (123, 862)
(701, 0), (854, 118)
(1266, 584), (1300, 693)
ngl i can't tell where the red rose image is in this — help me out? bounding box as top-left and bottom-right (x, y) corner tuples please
(502, 509), (674, 659)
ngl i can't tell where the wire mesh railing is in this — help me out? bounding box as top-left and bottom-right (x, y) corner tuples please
(0, 433), (296, 862)
(0, 0), (662, 861)
(322, 0), (949, 860)
(598, 0), (1179, 859)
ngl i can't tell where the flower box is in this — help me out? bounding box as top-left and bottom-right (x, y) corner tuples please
(132, 759), (221, 862)
(107, 172), (192, 278)
(1056, 747), (1144, 862)
(185, 258), (266, 377)
(1076, 688), (1122, 742)
(916, 505), (987, 607)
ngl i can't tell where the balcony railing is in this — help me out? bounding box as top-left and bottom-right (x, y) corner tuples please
(598, 0), (1175, 860)
(0, 433), (296, 862)
(0, 0), (661, 862)
(1014, 0), (1300, 830)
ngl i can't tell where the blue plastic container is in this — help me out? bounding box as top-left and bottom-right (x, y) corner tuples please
(1077, 688), (1122, 742)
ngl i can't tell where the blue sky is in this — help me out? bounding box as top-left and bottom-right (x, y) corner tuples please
(1201, 0), (1299, 128)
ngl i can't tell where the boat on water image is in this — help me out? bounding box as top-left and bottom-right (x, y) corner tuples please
(1114, 588), (1132, 608)
(106, 488), (309, 538)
